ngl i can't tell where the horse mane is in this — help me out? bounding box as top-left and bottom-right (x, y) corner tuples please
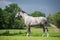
(22, 10), (26, 13)
(21, 10), (30, 15)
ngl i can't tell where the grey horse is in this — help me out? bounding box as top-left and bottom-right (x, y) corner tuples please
(15, 10), (58, 37)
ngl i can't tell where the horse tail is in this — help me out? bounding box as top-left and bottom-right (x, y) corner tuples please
(48, 23), (58, 32)
(47, 18), (58, 32)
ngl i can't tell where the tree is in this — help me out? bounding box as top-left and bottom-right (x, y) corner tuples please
(4, 3), (21, 13)
(0, 8), (3, 29)
(30, 11), (45, 17)
(4, 3), (24, 29)
(48, 12), (60, 28)
(0, 8), (8, 29)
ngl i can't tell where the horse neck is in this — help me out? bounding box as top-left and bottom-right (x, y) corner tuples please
(21, 13), (29, 19)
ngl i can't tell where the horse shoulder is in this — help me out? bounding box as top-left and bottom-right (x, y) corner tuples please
(24, 16), (32, 25)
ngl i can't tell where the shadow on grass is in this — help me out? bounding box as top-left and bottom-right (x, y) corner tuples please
(0, 31), (26, 36)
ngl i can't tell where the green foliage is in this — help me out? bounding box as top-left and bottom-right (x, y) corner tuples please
(4, 3), (21, 13)
(0, 8), (8, 29)
(30, 11), (45, 17)
(48, 12), (60, 28)
(14, 18), (25, 29)
(0, 3), (24, 29)
(0, 8), (4, 29)
(5, 3), (25, 29)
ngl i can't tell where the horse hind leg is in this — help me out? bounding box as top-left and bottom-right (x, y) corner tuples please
(45, 26), (49, 37)
(42, 24), (49, 37)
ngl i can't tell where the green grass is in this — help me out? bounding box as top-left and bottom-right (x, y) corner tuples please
(0, 36), (60, 40)
(0, 27), (60, 40)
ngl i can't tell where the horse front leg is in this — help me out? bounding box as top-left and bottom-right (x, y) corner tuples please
(26, 25), (31, 36)
(42, 25), (45, 37)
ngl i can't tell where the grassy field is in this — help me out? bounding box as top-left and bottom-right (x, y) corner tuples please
(0, 27), (60, 40)
(0, 36), (60, 40)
